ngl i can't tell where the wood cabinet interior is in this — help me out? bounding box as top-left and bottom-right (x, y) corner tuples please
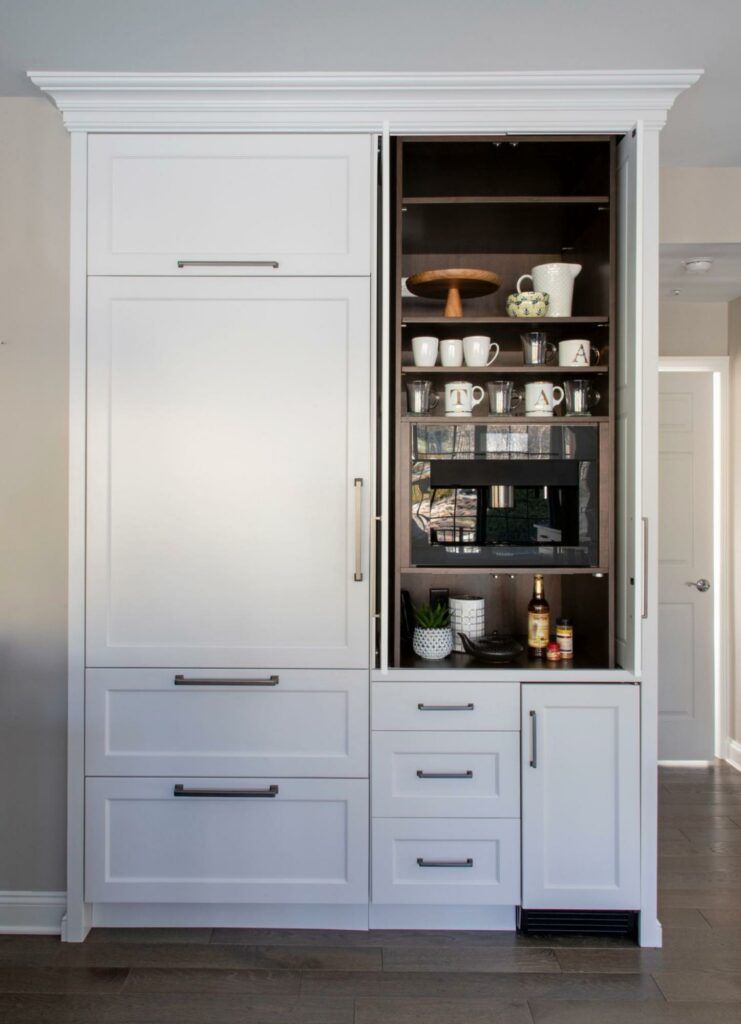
(388, 134), (617, 669)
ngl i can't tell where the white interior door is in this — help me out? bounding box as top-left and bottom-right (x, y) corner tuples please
(658, 371), (715, 760)
(86, 276), (371, 668)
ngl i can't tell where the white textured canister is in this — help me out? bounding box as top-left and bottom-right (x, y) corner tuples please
(449, 596), (486, 653)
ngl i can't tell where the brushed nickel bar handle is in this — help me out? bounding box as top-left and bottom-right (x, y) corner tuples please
(417, 703), (474, 711)
(417, 858), (473, 868)
(354, 477), (364, 582)
(416, 770), (473, 779)
(529, 710), (537, 768)
(176, 260), (279, 269)
(642, 516), (649, 620)
(173, 674), (279, 686)
(173, 784), (279, 798)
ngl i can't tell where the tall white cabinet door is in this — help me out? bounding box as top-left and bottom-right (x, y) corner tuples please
(87, 134), (373, 276)
(522, 684), (640, 910)
(86, 277), (371, 668)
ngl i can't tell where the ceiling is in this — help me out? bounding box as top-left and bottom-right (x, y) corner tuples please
(660, 244), (741, 303)
(1, 0), (741, 165)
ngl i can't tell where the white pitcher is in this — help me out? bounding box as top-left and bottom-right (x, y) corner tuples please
(518, 263), (581, 317)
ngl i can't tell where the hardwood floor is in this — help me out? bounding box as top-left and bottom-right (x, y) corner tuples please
(2, 761), (740, 1022)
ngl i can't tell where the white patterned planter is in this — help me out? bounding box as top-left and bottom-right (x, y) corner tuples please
(449, 596), (486, 653)
(412, 627), (454, 660)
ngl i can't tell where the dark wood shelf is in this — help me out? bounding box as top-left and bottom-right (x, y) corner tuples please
(401, 365), (606, 375)
(401, 316), (609, 325)
(399, 644), (610, 672)
(401, 415), (609, 425)
(401, 566), (608, 576)
(403, 195), (609, 206)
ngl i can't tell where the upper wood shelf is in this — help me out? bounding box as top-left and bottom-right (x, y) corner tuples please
(401, 316), (609, 325)
(401, 365), (606, 375)
(403, 195), (609, 206)
(401, 415), (610, 425)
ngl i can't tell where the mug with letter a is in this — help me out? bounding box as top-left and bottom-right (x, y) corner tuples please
(558, 338), (601, 367)
(525, 380), (565, 417)
(445, 380), (486, 417)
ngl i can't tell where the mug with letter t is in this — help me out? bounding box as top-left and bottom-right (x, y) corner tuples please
(525, 380), (565, 417)
(445, 380), (486, 417)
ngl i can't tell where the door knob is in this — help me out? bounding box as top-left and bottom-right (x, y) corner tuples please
(687, 578), (711, 593)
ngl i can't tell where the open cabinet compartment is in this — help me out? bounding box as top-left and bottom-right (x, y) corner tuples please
(386, 134), (619, 670)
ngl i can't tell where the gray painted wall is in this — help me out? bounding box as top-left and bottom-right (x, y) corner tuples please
(0, 97), (69, 892)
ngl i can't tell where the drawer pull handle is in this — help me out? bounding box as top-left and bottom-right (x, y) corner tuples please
(173, 675), (279, 687)
(176, 260), (280, 269)
(417, 858), (473, 868)
(417, 703), (474, 711)
(173, 784), (279, 798)
(353, 478), (364, 582)
(529, 710), (538, 768)
(416, 770), (473, 779)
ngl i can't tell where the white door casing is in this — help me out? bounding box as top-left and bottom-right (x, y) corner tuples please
(658, 372), (715, 760)
(86, 276), (371, 668)
(522, 683), (641, 910)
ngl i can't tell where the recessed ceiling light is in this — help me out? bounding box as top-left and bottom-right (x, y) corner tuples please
(682, 258), (714, 274)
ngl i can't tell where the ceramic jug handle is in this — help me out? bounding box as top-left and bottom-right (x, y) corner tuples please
(552, 385), (565, 408)
(471, 386), (486, 408)
(516, 274), (534, 293)
(591, 346), (601, 365)
(545, 342), (557, 363)
(486, 342), (500, 366)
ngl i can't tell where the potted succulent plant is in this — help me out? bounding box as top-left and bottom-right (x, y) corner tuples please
(412, 602), (454, 660)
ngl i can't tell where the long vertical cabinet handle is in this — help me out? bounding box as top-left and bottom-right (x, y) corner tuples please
(529, 710), (538, 768)
(354, 477), (364, 582)
(641, 517), (649, 619)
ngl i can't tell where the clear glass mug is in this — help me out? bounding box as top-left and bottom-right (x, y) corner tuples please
(406, 379), (439, 415)
(487, 380), (523, 416)
(521, 331), (557, 366)
(564, 379), (600, 416)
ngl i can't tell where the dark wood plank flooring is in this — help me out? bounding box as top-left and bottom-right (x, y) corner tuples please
(1, 761), (740, 1022)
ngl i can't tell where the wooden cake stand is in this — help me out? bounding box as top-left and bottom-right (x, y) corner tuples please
(406, 267), (501, 318)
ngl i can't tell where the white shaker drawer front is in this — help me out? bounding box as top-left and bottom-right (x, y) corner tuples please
(372, 732), (520, 818)
(372, 683), (519, 732)
(86, 777), (368, 904)
(372, 818), (520, 905)
(86, 669), (368, 777)
(88, 133), (372, 276)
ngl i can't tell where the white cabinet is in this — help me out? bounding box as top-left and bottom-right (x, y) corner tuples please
(521, 684), (640, 910)
(372, 683), (519, 732)
(86, 276), (371, 669)
(87, 134), (373, 276)
(86, 668), (368, 777)
(86, 777), (369, 904)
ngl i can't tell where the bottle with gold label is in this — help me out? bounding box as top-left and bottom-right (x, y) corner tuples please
(527, 574), (550, 658)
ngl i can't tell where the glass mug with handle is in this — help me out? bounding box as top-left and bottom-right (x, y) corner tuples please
(521, 331), (557, 366)
(406, 379), (439, 415)
(487, 380), (524, 416)
(558, 338), (601, 367)
(564, 379), (601, 416)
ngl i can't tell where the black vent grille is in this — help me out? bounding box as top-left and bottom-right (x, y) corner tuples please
(519, 909), (638, 939)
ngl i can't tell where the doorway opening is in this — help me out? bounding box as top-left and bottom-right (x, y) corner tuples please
(657, 358), (730, 765)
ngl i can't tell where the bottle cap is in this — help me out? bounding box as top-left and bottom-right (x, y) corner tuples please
(547, 641), (560, 651)
(557, 618), (572, 626)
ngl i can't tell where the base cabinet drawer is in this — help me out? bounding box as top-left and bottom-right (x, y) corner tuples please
(86, 669), (368, 777)
(372, 818), (520, 905)
(85, 777), (368, 904)
(372, 683), (519, 731)
(372, 731), (520, 818)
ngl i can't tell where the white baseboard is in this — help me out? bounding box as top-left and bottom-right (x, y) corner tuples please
(658, 760), (714, 767)
(91, 902), (370, 930)
(0, 891), (66, 934)
(369, 904), (516, 930)
(727, 738), (741, 772)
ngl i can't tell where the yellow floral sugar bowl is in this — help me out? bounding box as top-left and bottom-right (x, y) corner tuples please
(506, 289), (550, 318)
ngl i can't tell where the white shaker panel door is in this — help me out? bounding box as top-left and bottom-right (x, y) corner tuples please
(88, 133), (373, 276)
(86, 277), (371, 668)
(86, 777), (368, 904)
(522, 684), (640, 910)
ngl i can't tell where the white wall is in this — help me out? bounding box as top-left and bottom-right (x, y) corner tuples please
(729, 297), (741, 748)
(661, 168), (741, 244)
(659, 301), (729, 356)
(0, 98), (69, 893)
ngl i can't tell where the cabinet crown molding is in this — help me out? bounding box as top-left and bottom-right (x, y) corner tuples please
(28, 69), (701, 133)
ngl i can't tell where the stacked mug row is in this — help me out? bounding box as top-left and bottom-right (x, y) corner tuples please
(412, 334), (600, 368)
(407, 378), (600, 418)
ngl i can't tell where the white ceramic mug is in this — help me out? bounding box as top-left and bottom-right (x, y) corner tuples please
(444, 381), (486, 417)
(463, 335), (500, 367)
(439, 338), (463, 367)
(525, 380), (565, 417)
(518, 263), (581, 317)
(558, 338), (601, 367)
(412, 335), (439, 367)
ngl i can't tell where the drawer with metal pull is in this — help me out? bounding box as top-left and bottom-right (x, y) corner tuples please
(372, 682), (519, 732)
(372, 817), (520, 905)
(372, 731), (520, 818)
(85, 776), (368, 904)
(85, 668), (368, 777)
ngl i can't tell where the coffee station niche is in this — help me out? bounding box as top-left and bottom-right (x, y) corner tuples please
(389, 136), (615, 670)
